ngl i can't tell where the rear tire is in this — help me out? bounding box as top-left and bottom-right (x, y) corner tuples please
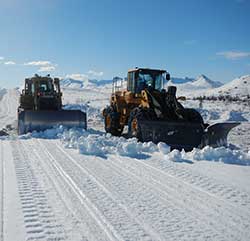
(104, 107), (123, 136)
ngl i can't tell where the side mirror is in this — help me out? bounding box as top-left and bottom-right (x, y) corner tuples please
(166, 73), (171, 81)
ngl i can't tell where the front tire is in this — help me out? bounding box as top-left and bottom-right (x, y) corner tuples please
(128, 108), (145, 140)
(104, 107), (123, 136)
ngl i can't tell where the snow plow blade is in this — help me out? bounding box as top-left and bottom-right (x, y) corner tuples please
(18, 110), (87, 135)
(138, 121), (240, 151)
(139, 121), (204, 151)
(201, 122), (240, 148)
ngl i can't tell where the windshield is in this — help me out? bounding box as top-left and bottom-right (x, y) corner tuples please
(39, 80), (54, 92)
(136, 71), (163, 92)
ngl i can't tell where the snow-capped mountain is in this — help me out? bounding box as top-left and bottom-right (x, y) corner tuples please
(60, 78), (87, 88)
(166, 75), (222, 96)
(60, 74), (250, 99)
(60, 78), (113, 89)
(205, 75), (250, 98)
(192, 75), (222, 88)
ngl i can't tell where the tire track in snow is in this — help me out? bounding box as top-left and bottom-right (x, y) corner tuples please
(60, 147), (237, 240)
(21, 140), (91, 241)
(26, 140), (119, 241)
(55, 141), (250, 240)
(106, 155), (250, 240)
(39, 139), (162, 241)
(143, 156), (250, 209)
(10, 141), (66, 241)
(51, 141), (224, 240)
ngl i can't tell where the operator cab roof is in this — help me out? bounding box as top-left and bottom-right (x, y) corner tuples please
(128, 67), (167, 73)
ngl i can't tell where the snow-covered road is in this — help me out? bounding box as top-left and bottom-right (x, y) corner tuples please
(0, 89), (250, 240)
(0, 89), (18, 130)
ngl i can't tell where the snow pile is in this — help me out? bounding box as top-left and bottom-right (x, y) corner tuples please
(19, 126), (65, 139)
(17, 125), (250, 165)
(61, 128), (158, 158)
(18, 126), (160, 158)
(186, 146), (250, 166)
(157, 142), (171, 155)
(61, 129), (250, 165)
(159, 146), (250, 166)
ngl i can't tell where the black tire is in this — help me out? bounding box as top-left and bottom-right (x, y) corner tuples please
(104, 107), (123, 136)
(128, 108), (155, 140)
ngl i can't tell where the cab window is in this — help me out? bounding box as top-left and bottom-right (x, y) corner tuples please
(127, 72), (135, 92)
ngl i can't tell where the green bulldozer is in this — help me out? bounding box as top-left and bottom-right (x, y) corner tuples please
(18, 74), (86, 134)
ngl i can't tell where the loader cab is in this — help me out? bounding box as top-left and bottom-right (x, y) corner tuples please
(127, 68), (169, 94)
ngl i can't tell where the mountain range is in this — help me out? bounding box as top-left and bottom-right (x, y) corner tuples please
(60, 74), (250, 99)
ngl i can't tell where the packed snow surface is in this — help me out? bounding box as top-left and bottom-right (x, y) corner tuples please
(0, 79), (250, 241)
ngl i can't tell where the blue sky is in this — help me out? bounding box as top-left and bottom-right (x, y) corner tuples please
(0, 0), (249, 87)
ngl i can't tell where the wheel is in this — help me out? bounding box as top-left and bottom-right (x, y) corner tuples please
(128, 108), (152, 140)
(104, 107), (123, 136)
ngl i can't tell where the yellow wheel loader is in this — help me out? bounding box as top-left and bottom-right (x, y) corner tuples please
(103, 68), (239, 150)
(18, 74), (86, 134)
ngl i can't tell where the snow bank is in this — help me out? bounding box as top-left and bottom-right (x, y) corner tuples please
(17, 126), (250, 165)
(61, 128), (158, 158)
(186, 146), (250, 165)
(18, 126), (159, 159)
(19, 126), (65, 139)
(161, 146), (250, 166)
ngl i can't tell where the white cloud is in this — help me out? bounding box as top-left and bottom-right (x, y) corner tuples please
(65, 73), (89, 81)
(38, 66), (56, 72)
(24, 61), (52, 66)
(24, 60), (57, 72)
(4, 61), (16, 65)
(216, 51), (250, 60)
(87, 70), (104, 78)
(0, 57), (4, 61)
